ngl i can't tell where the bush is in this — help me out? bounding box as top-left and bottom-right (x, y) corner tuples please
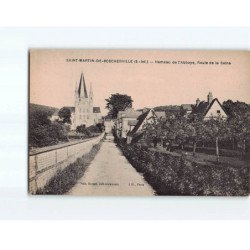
(117, 143), (249, 196)
(76, 124), (92, 137)
(87, 124), (103, 133)
(29, 110), (68, 148)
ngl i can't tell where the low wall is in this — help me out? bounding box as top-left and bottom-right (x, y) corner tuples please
(29, 133), (104, 194)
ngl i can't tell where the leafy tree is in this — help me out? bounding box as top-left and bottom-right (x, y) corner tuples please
(76, 124), (92, 137)
(143, 118), (162, 147)
(105, 93), (133, 118)
(76, 124), (86, 133)
(186, 114), (206, 156)
(58, 107), (72, 124)
(204, 117), (228, 162)
(223, 100), (250, 117)
(29, 109), (51, 130)
(29, 109), (68, 148)
(228, 112), (250, 157)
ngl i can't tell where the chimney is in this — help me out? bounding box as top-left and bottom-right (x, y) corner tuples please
(207, 92), (213, 104)
(196, 98), (200, 106)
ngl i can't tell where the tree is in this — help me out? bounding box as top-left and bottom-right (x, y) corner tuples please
(223, 100), (250, 117)
(105, 93), (133, 118)
(223, 100), (250, 154)
(76, 124), (92, 137)
(58, 107), (72, 124)
(29, 109), (68, 148)
(186, 114), (206, 156)
(205, 117), (228, 162)
(143, 118), (162, 147)
(228, 112), (250, 157)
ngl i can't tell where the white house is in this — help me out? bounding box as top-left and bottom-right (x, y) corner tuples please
(191, 92), (228, 119)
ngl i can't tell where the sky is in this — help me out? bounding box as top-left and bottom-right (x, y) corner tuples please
(30, 49), (249, 115)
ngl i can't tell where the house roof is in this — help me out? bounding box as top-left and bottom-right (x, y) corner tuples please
(93, 107), (101, 113)
(181, 104), (193, 111)
(191, 98), (228, 117)
(130, 110), (151, 135)
(154, 111), (166, 119)
(128, 120), (138, 126)
(117, 108), (142, 119)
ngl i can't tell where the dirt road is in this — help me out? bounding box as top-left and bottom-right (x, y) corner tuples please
(68, 135), (155, 196)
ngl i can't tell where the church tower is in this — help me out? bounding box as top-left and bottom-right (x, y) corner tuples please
(74, 73), (92, 128)
(89, 82), (94, 121)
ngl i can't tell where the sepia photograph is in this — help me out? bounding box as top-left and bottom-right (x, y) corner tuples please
(29, 49), (249, 196)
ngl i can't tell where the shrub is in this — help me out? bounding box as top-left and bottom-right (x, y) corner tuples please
(117, 143), (249, 196)
(29, 109), (68, 148)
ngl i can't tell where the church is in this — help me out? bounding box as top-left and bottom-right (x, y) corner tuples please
(52, 73), (102, 130)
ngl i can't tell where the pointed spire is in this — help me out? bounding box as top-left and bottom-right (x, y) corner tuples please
(78, 72), (88, 98)
(89, 82), (93, 97)
(75, 81), (78, 93)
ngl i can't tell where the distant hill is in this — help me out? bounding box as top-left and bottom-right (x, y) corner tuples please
(29, 103), (58, 115)
(153, 105), (181, 112)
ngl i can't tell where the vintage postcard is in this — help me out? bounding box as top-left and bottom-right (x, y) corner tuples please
(29, 49), (249, 196)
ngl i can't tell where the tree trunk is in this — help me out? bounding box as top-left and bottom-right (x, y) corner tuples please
(193, 141), (197, 157)
(216, 137), (219, 163)
(242, 139), (246, 158)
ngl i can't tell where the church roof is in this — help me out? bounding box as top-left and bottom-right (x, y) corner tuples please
(93, 107), (101, 113)
(78, 73), (88, 98)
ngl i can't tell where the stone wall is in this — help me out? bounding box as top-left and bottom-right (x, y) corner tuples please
(28, 133), (104, 194)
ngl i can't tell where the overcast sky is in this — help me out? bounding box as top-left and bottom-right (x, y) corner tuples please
(30, 50), (249, 115)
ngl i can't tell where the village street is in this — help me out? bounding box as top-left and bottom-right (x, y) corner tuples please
(68, 135), (155, 196)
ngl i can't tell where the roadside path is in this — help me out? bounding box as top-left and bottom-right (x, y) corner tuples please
(68, 135), (155, 196)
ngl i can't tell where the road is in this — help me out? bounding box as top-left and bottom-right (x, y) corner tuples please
(68, 135), (155, 196)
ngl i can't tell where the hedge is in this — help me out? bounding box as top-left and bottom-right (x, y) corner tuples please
(118, 143), (249, 196)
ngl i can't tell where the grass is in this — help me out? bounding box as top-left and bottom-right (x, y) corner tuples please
(36, 142), (102, 195)
(152, 145), (250, 169)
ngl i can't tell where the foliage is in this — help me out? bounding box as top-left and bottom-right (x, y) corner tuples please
(76, 124), (91, 137)
(29, 109), (68, 148)
(87, 123), (104, 133)
(29, 103), (57, 117)
(58, 107), (72, 124)
(105, 93), (133, 118)
(141, 103), (250, 160)
(223, 100), (250, 117)
(117, 143), (248, 196)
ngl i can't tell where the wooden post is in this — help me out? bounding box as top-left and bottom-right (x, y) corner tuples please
(216, 137), (219, 162)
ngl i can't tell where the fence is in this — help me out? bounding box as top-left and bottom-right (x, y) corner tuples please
(29, 133), (104, 194)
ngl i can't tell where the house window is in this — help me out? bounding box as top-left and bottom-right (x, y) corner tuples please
(217, 110), (221, 114)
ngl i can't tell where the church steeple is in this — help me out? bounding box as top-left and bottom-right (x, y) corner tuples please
(78, 72), (88, 98)
(89, 82), (93, 99)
